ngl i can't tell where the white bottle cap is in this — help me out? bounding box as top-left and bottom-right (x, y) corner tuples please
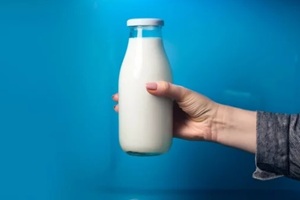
(127, 18), (164, 27)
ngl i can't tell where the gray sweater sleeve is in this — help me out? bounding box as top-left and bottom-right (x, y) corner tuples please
(253, 111), (300, 181)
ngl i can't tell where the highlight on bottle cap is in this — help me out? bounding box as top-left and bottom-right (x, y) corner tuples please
(127, 18), (164, 27)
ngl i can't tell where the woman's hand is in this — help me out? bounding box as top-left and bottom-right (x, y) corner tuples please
(113, 81), (257, 153)
(113, 81), (220, 142)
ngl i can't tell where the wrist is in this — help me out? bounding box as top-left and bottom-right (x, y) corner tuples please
(211, 104), (229, 143)
(212, 104), (257, 153)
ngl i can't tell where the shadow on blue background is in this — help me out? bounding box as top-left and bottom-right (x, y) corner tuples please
(0, 0), (299, 199)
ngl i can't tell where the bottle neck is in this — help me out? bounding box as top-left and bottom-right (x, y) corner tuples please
(129, 26), (162, 38)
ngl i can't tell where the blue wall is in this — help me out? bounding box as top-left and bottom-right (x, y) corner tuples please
(0, 0), (299, 199)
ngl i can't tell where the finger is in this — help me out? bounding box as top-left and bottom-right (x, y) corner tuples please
(146, 81), (189, 101)
(112, 93), (119, 102)
(113, 104), (119, 112)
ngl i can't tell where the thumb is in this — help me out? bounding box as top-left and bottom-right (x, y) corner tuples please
(146, 81), (189, 101)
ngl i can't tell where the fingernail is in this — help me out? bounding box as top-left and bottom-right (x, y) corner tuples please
(146, 82), (157, 90)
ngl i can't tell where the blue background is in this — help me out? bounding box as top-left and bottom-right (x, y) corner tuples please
(0, 0), (299, 199)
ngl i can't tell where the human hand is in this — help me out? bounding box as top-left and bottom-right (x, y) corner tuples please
(113, 81), (220, 142)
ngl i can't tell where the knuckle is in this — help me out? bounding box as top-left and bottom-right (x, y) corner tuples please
(160, 81), (170, 92)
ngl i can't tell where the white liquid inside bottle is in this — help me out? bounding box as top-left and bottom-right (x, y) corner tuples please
(118, 19), (173, 156)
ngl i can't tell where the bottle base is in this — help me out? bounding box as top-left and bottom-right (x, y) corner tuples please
(126, 151), (162, 156)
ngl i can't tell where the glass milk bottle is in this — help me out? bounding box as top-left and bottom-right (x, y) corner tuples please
(118, 18), (173, 156)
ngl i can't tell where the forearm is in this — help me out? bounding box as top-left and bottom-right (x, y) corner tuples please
(212, 105), (300, 180)
(213, 104), (257, 153)
(255, 112), (300, 180)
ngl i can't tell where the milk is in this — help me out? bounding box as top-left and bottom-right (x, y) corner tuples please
(119, 37), (173, 156)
